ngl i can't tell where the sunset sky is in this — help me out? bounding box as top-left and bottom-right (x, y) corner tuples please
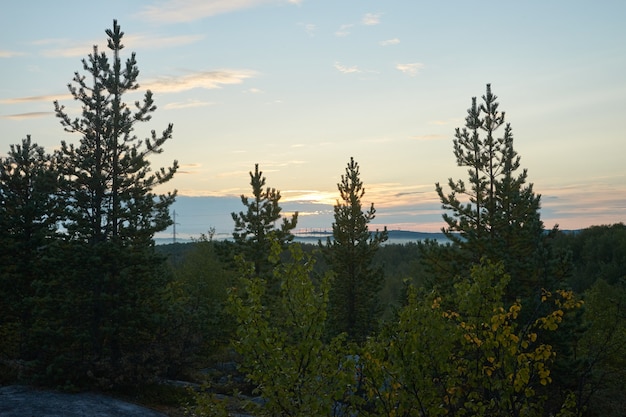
(1, 0), (625, 240)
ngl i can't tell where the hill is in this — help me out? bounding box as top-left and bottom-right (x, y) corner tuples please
(154, 230), (452, 246)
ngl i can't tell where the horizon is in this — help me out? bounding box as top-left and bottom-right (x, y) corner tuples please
(154, 224), (588, 246)
(154, 228), (455, 246)
(152, 195), (600, 243)
(1, 1), (624, 234)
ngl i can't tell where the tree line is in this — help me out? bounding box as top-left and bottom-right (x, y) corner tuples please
(1, 21), (624, 416)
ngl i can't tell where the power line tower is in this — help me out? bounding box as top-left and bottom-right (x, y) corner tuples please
(172, 210), (180, 244)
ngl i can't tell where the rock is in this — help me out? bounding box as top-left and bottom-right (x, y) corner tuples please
(0, 385), (167, 417)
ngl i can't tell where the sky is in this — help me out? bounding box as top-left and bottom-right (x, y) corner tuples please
(1, 0), (625, 241)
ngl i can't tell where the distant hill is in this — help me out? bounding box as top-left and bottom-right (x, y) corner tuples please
(386, 230), (451, 243)
(154, 230), (453, 245)
(293, 230), (452, 245)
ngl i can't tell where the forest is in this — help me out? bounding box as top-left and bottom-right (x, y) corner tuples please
(1, 21), (625, 417)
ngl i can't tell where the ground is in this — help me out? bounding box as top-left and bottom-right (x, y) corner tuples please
(0, 385), (168, 417)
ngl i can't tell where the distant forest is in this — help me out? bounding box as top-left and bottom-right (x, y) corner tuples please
(156, 224), (625, 319)
(1, 21), (625, 417)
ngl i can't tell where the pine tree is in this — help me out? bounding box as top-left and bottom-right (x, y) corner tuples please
(44, 20), (178, 385)
(0, 136), (61, 362)
(54, 20), (177, 245)
(322, 157), (388, 342)
(431, 84), (562, 301)
(231, 163), (298, 278)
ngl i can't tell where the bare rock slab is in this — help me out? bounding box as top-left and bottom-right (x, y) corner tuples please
(0, 386), (167, 417)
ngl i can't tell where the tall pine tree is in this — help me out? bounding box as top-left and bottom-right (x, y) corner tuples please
(43, 20), (178, 385)
(322, 157), (387, 342)
(431, 84), (563, 301)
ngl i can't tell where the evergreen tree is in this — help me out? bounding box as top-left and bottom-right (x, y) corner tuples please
(321, 157), (387, 342)
(162, 234), (236, 376)
(54, 20), (177, 245)
(42, 20), (178, 386)
(0, 136), (61, 362)
(575, 279), (626, 417)
(431, 84), (563, 301)
(426, 84), (577, 409)
(556, 223), (626, 292)
(231, 163), (298, 278)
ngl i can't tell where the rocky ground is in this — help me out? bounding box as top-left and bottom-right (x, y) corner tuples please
(0, 385), (168, 417)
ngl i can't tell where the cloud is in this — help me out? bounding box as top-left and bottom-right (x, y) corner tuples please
(2, 112), (53, 120)
(144, 69), (256, 93)
(0, 94), (71, 104)
(410, 134), (445, 141)
(430, 118), (462, 126)
(364, 183), (440, 211)
(30, 38), (67, 46)
(137, 0), (287, 23)
(396, 62), (424, 77)
(335, 24), (354, 37)
(39, 34), (205, 58)
(379, 38), (400, 46)
(0, 50), (26, 58)
(364, 136), (395, 144)
(246, 160), (305, 170)
(243, 87), (263, 93)
(1, 70), (244, 109)
(285, 209), (331, 218)
(163, 99), (213, 110)
(539, 184), (626, 230)
(335, 12), (380, 37)
(334, 62), (361, 74)
(39, 41), (90, 58)
(362, 13), (381, 25)
(182, 163), (203, 169)
(282, 190), (337, 205)
(217, 169), (252, 178)
(175, 162), (204, 174)
(395, 191), (427, 197)
(125, 34), (206, 49)
(299, 23), (316, 36)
